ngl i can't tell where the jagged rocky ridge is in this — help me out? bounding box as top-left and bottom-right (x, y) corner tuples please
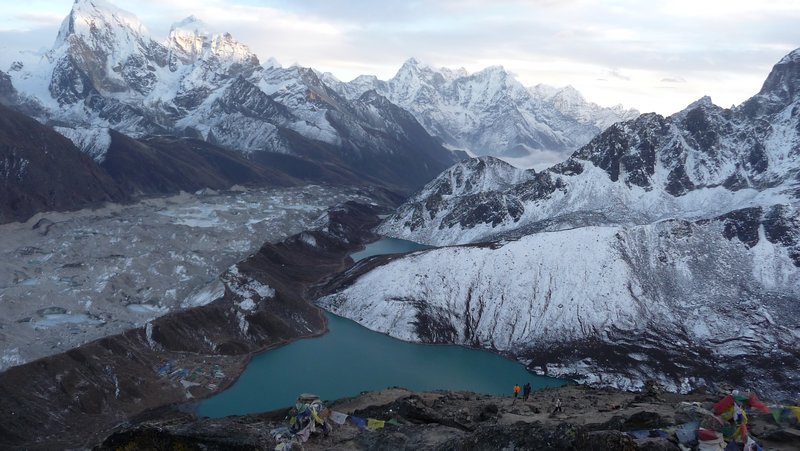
(0, 103), (128, 223)
(2, 0), (458, 193)
(322, 59), (638, 163)
(318, 49), (800, 399)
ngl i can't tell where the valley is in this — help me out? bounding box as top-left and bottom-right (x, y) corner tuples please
(0, 184), (376, 370)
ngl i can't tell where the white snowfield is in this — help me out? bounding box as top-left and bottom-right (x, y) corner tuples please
(320, 219), (800, 393)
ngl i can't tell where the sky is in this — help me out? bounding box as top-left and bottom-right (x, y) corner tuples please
(1, 0), (800, 115)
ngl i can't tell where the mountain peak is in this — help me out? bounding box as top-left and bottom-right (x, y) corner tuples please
(403, 57), (421, 67)
(686, 95), (714, 110)
(55, 0), (149, 49)
(750, 47), (800, 114)
(171, 15), (210, 33)
(777, 47), (800, 65)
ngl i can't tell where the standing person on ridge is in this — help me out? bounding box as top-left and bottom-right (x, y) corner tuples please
(513, 383), (520, 404)
(522, 382), (531, 401)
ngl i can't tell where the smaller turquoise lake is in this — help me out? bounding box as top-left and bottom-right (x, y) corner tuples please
(196, 238), (568, 418)
(349, 237), (432, 262)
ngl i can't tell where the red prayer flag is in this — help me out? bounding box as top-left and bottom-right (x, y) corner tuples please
(748, 393), (769, 413)
(713, 395), (734, 415)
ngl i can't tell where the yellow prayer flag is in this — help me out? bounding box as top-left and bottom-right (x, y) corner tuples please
(791, 406), (800, 422)
(367, 418), (385, 429)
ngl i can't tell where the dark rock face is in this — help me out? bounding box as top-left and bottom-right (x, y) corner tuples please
(0, 70), (17, 106)
(700, 207), (763, 248)
(100, 131), (298, 196)
(763, 204), (800, 266)
(440, 192), (524, 229)
(746, 49), (800, 116)
(571, 113), (668, 190)
(0, 202), (382, 449)
(0, 104), (128, 223)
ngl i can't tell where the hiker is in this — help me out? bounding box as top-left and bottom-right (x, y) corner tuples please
(513, 384), (520, 403)
(522, 382), (531, 401)
(552, 397), (563, 414)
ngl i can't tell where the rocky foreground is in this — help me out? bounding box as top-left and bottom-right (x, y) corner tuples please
(99, 385), (799, 450)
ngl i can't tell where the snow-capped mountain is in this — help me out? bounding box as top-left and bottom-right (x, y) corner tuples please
(2, 0), (458, 193)
(379, 50), (800, 246)
(323, 59), (638, 164)
(319, 48), (800, 397)
(530, 84), (640, 131)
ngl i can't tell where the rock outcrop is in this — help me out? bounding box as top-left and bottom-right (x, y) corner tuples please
(96, 386), (799, 451)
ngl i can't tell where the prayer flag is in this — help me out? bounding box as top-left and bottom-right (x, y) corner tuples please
(367, 418), (385, 429)
(329, 410), (349, 425)
(769, 407), (783, 424)
(745, 436), (762, 451)
(748, 393), (769, 413)
(713, 395), (734, 415)
(736, 423), (748, 441)
(350, 415), (366, 429)
(386, 418), (401, 427)
(791, 406), (800, 422)
(296, 423), (312, 443)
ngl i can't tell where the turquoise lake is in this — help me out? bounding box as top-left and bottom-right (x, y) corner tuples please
(349, 236), (432, 262)
(196, 238), (568, 418)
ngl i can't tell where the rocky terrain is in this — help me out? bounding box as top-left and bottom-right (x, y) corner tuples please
(97, 386), (800, 450)
(0, 185), (380, 370)
(0, 201), (385, 449)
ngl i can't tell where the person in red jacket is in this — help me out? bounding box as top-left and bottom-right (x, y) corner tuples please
(513, 384), (520, 404)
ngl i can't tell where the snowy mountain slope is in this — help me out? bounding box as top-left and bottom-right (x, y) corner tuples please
(2, 0), (458, 192)
(319, 47), (800, 397)
(324, 59), (638, 162)
(320, 207), (800, 397)
(380, 49), (800, 246)
(530, 84), (640, 131)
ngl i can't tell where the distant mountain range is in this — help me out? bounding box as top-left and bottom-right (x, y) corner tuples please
(0, 0), (641, 224)
(322, 59), (638, 164)
(0, 0), (460, 222)
(321, 47), (800, 398)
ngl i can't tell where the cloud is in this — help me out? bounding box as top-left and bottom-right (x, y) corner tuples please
(607, 69), (631, 81)
(661, 77), (686, 83)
